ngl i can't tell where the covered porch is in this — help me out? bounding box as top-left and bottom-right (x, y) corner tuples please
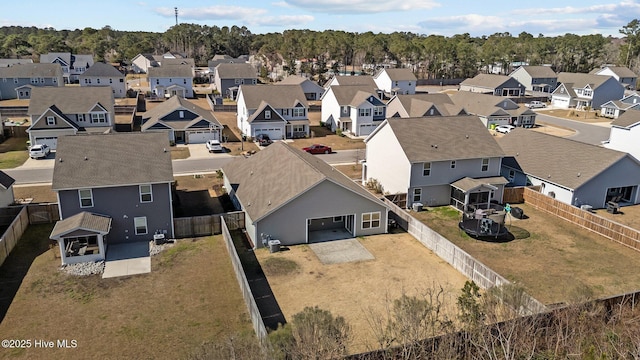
(50, 212), (112, 265)
(286, 119), (310, 139)
(450, 176), (508, 212)
(166, 84), (187, 98)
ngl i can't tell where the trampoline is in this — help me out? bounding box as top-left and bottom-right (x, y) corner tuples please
(459, 217), (509, 240)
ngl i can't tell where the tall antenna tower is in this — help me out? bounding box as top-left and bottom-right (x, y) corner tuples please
(174, 7), (178, 25)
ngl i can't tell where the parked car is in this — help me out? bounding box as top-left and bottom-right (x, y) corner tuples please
(525, 101), (546, 109)
(495, 125), (515, 134)
(29, 144), (50, 159)
(303, 144), (332, 154)
(205, 139), (223, 153)
(255, 134), (273, 146)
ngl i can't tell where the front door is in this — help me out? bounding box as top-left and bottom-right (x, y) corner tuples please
(175, 131), (185, 143)
(345, 214), (355, 235)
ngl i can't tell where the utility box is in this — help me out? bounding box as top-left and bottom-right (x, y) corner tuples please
(268, 240), (281, 253)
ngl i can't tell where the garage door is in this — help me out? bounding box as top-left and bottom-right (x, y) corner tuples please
(551, 98), (569, 108)
(35, 137), (58, 149)
(358, 124), (377, 136)
(187, 130), (219, 144)
(254, 127), (283, 140)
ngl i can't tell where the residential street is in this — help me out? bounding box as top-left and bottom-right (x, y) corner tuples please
(534, 112), (611, 145)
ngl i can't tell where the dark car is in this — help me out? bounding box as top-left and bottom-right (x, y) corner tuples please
(303, 144), (332, 154)
(255, 134), (273, 146)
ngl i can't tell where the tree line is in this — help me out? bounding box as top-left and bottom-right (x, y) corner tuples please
(1, 20), (640, 79)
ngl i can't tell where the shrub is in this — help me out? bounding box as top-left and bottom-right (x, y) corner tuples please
(365, 178), (384, 194)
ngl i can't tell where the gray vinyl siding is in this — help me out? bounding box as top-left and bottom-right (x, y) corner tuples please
(57, 183), (173, 243)
(0, 77), (61, 100)
(253, 180), (387, 248)
(592, 78), (625, 109)
(574, 156), (640, 208)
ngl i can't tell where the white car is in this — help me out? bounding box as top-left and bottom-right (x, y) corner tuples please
(525, 101), (546, 109)
(205, 139), (223, 153)
(29, 144), (51, 159)
(495, 125), (515, 134)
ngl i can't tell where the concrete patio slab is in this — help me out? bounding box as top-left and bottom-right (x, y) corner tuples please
(102, 241), (151, 278)
(309, 238), (374, 265)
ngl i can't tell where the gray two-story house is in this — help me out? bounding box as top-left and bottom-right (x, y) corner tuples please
(79, 62), (126, 98)
(214, 63), (257, 99)
(551, 72), (625, 109)
(364, 116), (507, 210)
(50, 132), (175, 265)
(0, 63), (63, 100)
(26, 86), (114, 149)
(508, 65), (557, 94)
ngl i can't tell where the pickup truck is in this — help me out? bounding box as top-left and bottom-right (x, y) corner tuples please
(525, 101), (546, 109)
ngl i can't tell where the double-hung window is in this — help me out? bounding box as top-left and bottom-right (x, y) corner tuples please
(359, 108), (371, 117)
(79, 189), (93, 208)
(134, 217), (148, 235)
(423, 162), (431, 176)
(91, 113), (106, 123)
(413, 188), (422, 202)
(46, 116), (56, 126)
(293, 108), (304, 117)
(139, 184), (153, 203)
(362, 212), (381, 229)
(481, 158), (489, 172)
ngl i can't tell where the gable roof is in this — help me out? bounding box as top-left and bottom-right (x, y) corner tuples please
(460, 74), (514, 89)
(556, 72), (615, 90)
(141, 96), (221, 131)
(161, 58), (196, 67)
(80, 62), (123, 77)
(372, 116), (504, 163)
(391, 93), (465, 117)
(591, 66), (637, 78)
(50, 212), (112, 239)
(0, 59), (33, 67)
(0, 170), (15, 190)
(0, 63), (63, 78)
(329, 75), (377, 88)
(52, 132), (173, 190)
(223, 142), (385, 222)
(215, 63), (256, 79)
(511, 65), (556, 78)
(239, 84), (308, 109)
(611, 109), (640, 128)
(375, 68), (417, 81)
(28, 87), (114, 116)
(327, 85), (380, 106)
(449, 91), (517, 116)
(277, 75), (311, 85)
(147, 65), (193, 78)
(497, 129), (628, 189)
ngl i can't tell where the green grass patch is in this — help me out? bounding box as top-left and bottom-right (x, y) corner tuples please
(261, 257), (300, 276)
(0, 150), (28, 168)
(427, 206), (462, 220)
(159, 240), (200, 267)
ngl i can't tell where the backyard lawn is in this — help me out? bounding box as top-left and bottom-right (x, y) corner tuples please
(0, 137), (29, 169)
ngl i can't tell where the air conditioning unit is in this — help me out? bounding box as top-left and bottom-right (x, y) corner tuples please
(580, 204), (593, 212)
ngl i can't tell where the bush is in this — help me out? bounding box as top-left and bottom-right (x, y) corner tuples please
(336, 128), (343, 137)
(365, 178), (384, 194)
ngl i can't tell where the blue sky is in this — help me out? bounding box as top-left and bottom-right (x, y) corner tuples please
(3, 0), (640, 37)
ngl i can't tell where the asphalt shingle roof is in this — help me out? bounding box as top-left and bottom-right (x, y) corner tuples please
(377, 68), (417, 81)
(611, 109), (640, 128)
(80, 62), (124, 77)
(0, 63), (63, 78)
(329, 75), (377, 88)
(215, 63), (257, 79)
(50, 211), (112, 238)
(460, 74), (513, 89)
(0, 170), (15, 190)
(28, 86), (114, 116)
(239, 84), (308, 109)
(557, 72), (613, 90)
(141, 96), (221, 130)
(393, 94), (465, 117)
(514, 66), (557, 78)
(328, 85), (379, 106)
(147, 65), (193, 78)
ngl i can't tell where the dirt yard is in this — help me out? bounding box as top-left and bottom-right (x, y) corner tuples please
(334, 163), (363, 180)
(14, 185), (57, 203)
(593, 203), (640, 230)
(0, 228), (251, 359)
(537, 108), (612, 125)
(413, 204), (640, 306)
(255, 232), (470, 353)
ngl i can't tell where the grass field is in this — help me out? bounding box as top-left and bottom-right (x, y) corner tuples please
(0, 137), (29, 169)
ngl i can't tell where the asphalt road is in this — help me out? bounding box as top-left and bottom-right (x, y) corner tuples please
(535, 113), (611, 145)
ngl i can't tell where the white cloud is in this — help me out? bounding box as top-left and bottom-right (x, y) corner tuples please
(283, 0), (440, 13)
(271, 1), (292, 8)
(251, 15), (314, 27)
(511, 1), (640, 16)
(155, 6), (267, 21)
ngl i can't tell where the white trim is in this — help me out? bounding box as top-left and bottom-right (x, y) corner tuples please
(168, 185), (175, 237)
(78, 189), (93, 208)
(54, 181), (173, 192)
(361, 211), (381, 229)
(134, 216), (148, 235)
(139, 184), (153, 203)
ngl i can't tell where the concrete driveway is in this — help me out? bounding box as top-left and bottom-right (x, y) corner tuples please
(309, 238), (375, 264)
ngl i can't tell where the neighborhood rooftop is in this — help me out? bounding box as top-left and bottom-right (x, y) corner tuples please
(147, 65), (193, 78)
(460, 74), (513, 88)
(215, 63), (256, 79)
(27, 86), (114, 116)
(512, 65), (556, 78)
(140, 96), (221, 131)
(80, 62), (124, 77)
(0, 63), (63, 78)
(239, 84), (308, 109)
(556, 72), (614, 89)
(611, 109), (640, 128)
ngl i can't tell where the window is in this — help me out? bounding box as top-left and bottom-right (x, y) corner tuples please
(423, 162), (431, 176)
(450, 161), (456, 169)
(139, 184), (153, 203)
(265, 110), (271, 119)
(179, 111), (184, 118)
(293, 125), (305, 132)
(31, 78), (38, 84)
(373, 106), (384, 116)
(46, 116), (56, 126)
(39, 78), (45, 84)
(79, 189), (93, 208)
(362, 212), (381, 229)
(252, 79), (257, 84)
(341, 106), (349, 115)
(134, 217), (148, 235)
(584, 89), (592, 97)
(84, 79), (90, 84)
(235, 79), (241, 84)
(91, 113), (106, 123)
(96, 78), (100, 84)
(508, 169), (515, 182)
(413, 188), (422, 202)
(481, 158), (489, 172)
(109, 78), (113, 84)
(359, 108), (371, 117)
(293, 108), (305, 117)
(52, 77), (57, 83)
(13, 78), (18, 84)
(281, 109), (289, 116)
(183, 79), (187, 84)
(119, 78), (124, 83)
(78, 114), (85, 122)
(156, 79), (159, 84)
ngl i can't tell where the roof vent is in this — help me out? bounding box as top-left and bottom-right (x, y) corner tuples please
(268, 200), (271, 206)
(163, 148), (167, 153)
(84, 156), (88, 160)
(548, 174), (551, 178)
(577, 172), (581, 177)
(465, 135), (469, 139)
(59, 158), (63, 162)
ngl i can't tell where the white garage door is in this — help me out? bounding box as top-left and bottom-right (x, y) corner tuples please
(254, 127), (283, 140)
(358, 123), (377, 136)
(551, 97), (569, 108)
(187, 130), (219, 144)
(35, 137), (58, 149)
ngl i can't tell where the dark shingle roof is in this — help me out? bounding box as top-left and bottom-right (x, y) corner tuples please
(611, 109), (640, 128)
(80, 62), (123, 77)
(141, 96), (221, 131)
(239, 84), (308, 109)
(162, 58), (196, 67)
(557, 72), (614, 90)
(147, 65), (193, 78)
(215, 63), (256, 79)
(0, 63), (63, 78)
(51, 132), (173, 190)
(0, 170), (15, 189)
(330, 75), (377, 88)
(497, 129), (627, 189)
(223, 142), (385, 221)
(28, 87), (114, 116)
(50, 211), (112, 238)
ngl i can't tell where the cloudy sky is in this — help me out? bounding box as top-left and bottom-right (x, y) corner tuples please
(2, 0), (640, 37)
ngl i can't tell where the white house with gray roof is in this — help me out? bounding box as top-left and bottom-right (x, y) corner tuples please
(373, 68), (417, 95)
(40, 52), (94, 83)
(223, 142), (388, 248)
(148, 65), (194, 98)
(0, 63), (63, 100)
(459, 74), (525, 96)
(551, 72), (624, 109)
(236, 84), (309, 140)
(79, 62), (126, 98)
(450, 91), (536, 128)
(364, 116), (508, 210)
(599, 92), (640, 118)
(276, 75), (325, 100)
(26, 86), (114, 149)
(603, 109), (640, 161)
(590, 66), (637, 90)
(321, 85), (386, 137)
(386, 93), (467, 118)
(50, 132), (174, 265)
(508, 65), (558, 94)
(141, 95), (222, 144)
(499, 129), (640, 209)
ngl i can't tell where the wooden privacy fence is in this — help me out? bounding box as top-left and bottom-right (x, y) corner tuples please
(523, 187), (640, 251)
(0, 206), (29, 267)
(220, 216), (269, 346)
(173, 211), (245, 238)
(26, 203), (60, 224)
(383, 199), (547, 315)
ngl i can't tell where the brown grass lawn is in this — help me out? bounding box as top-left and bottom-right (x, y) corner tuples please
(0, 229), (251, 359)
(255, 232), (470, 353)
(412, 204), (640, 305)
(169, 145), (190, 160)
(14, 185), (57, 203)
(593, 203), (640, 231)
(334, 163), (362, 180)
(537, 108), (612, 124)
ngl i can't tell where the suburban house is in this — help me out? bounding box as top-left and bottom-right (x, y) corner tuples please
(321, 85), (386, 137)
(450, 91), (536, 128)
(213, 63), (257, 99)
(551, 72), (625, 109)
(78, 62), (126, 98)
(223, 142), (388, 248)
(236, 84), (309, 140)
(148, 65), (194, 98)
(459, 74), (525, 96)
(498, 129), (640, 209)
(508, 65), (557, 94)
(39, 52), (94, 83)
(0, 171), (15, 208)
(324, 75), (379, 91)
(49, 132), (174, 265)
(363, 116), (508, 210)
(373, 68), (417, 95)
(0, 63), (63, 100)
(603, 109), (640, 161)
(207, 55), (249, 80)
(26, 86), (114, 149)
(161, 58), (196, 68)
(141, 95), (223, 144)
(276, 75), (325, 100)
(590, 66), (637, 90)
(386, 93), (467, 118)
(131, 53), (160, 73)
(0, 59), (33, 67)
(599, 92), (640, 118)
